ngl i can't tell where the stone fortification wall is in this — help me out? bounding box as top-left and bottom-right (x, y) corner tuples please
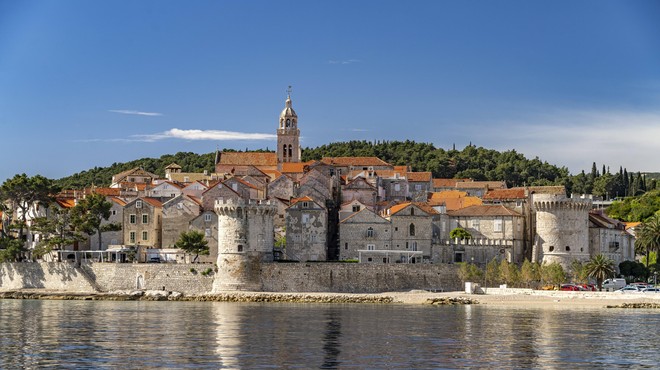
(83, 263), (214, 295)
(260, 263), (461, 293)
(1, 262), (461, 294)
(0, 262), (97, 292)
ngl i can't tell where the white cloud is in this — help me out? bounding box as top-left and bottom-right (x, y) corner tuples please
(473, 109), (660, 173)
(328, 59), (361, 65)
(132, 128), (276, 142)
(109, 109), (163, 116)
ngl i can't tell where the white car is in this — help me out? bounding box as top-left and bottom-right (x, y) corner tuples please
(641, 287), (660, 293)
(615, 285), (643, 293)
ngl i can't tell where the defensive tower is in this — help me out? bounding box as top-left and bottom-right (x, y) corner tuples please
(212, 199), (276, 292)
(532, 194), (592, 269)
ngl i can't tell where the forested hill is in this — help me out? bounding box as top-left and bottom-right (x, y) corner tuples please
(56, 152), (217, 189)
(302, 140), (570, 188)
(56, 140), (655, 201)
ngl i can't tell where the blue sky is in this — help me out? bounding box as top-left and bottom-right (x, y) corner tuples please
(1, 1), (659, 182)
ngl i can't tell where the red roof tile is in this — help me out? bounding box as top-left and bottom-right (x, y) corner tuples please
(447, 205), (521, 217)
(407, 172), (432, 182)
(219, 152), (277, 166)
(483, 188), (526, 200)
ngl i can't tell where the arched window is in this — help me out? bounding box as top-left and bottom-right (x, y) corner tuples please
(286, 119), (290, 127)
(409, 223), (415, 236)
(283, 144), (288, 158)
(549, 246), (555, 252)
(411, 208), (415, 216)
(366, 227), (374, 238)
(288, 145), (293, 158)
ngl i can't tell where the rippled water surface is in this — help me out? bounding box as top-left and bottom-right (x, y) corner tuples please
(1, 299), (659, 368)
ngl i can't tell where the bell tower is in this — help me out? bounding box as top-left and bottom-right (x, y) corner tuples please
(277, 86), (301, 170)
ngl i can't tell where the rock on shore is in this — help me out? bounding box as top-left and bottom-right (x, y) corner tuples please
(425, 297), (479, 305)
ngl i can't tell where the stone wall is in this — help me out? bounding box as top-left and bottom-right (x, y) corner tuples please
(260, 263), (461, 293)
(0, 262), (97, 292)
(1, 262), (461, 295)
(83, 263), (214, 295)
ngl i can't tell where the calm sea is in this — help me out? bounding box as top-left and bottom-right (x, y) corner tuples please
(0, 299), (659, 369)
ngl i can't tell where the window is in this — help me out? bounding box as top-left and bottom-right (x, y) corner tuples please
(345, 243), (348, 250)
(237, 245), (243, 252)
(129, 214), (136, 224)
(302, 214), (310, 224)
(394, 227), (398, 232)
(609, 241), (620, 251)
(232, 183), (238, 191)
(409, 223), (415, 236)
(549, 246), (555, 252)
(142, 214), (148, 224)
(494, 219), (503, 232)
(286, 118), (290, 127)
(129, 232), (136, 243)
(367, 257), (373, 262)
(111, 210), (117, 216)
(516, 200), (523, 207)
(565, 246), (571, 251)
(311, 234), (317, 242)
(302, 202), (309, 208)
(177, 203), (183, 209)
(394, 183), (401, 192)
(204, 213), (212, 222)
(415, 184), (422, 191)
(184, 176), (189, 182)
(471, 219), (480, 231)
(142, 231), (148, 241)
(366, 227), (374, 238)
(411, 241), (418, 251)
(411, 208), (415, 216)
(367, 244), (375, 250)
(205, 228), (211, 237)
(352, 205), (361, 212)
(136, 200), (142, 208)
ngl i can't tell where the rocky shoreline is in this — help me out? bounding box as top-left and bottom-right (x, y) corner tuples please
(0, 289), (484, 305)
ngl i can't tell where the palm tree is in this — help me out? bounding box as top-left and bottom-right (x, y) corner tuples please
(174, 230), (209, 263)
(585, 254), (615, 290)
(637, 214), (660, 267)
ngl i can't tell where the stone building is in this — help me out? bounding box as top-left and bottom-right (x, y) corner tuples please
(201, 182), (242, 211)
(589, 210), (636, 269)
(407, 172), (433, 201)
(161, 195), (202, 248)
(123, 197), (163, 250)
(386, 202), (437, 263)
(189, 210), (218, 264)
(444, 205), (524, 264)
(341, 177), (377, 207)
(88, 197), (125, 251)
(285, 196), (328, 262)
(277, 92), (301, 169)
(338, 208), (391, 262)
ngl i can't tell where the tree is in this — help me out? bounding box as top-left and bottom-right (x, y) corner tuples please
(484, 258), (501, 287)
(458, 262), (483, 283)
(0, 174), (58, 242)
(449, 227), (472, 240)
(31, 207), (84, 259)
(499, 259), (520, 287)
(0, 238), (25, 262)
(174, 230), (209, 263)
(619, 260), (648, 282)
(637, 214), (660, 268)
(570, 260), (590, 284)
(585, 254), (615, 290)
(520, 259), (541, 288)
(540, 262), (566, 289)
(71, 193), (121, 251)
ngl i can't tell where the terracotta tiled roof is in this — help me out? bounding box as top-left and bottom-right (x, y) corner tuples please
(625, 222), (641, 230)
(281, 161), (315, 173)
(119, 182), (150, 191)
(394, 165), (410, 173)
(483, 188), (526, 200)
(407, 172), (432, 182)
(55, 198), (76, 209)
(141, 197), (163, 208)
(219, 152), (277, 166)
(189, 195), (202, 206)
(88, 187), (121, 197)
(433, 178), (471, 188)
(109, 197), (127, 206)
(321, 157), (391, 167)
(428, 197), (482, 211)
(388, 202), (438, 216)
(165, 163), (182, 169)
(290, 196), (314, 204)
(345, 177), (376, 189)
(224, 177), (258, 190)
(447, 205), (521, 217)
(262, 169), (283, 180)
(183, 181), (209, 190)
(455, 181), (506, 190)
(112, 167), (158, 183)
(428, 190), (468, 200)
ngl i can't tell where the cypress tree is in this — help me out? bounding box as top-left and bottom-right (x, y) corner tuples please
(591, 162), (599, 179)
(603, 164), (607, 176)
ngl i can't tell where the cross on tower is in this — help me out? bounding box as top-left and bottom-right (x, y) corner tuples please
(286, 85), (292, 96)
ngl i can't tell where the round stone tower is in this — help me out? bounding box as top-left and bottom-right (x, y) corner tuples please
(212, 199), (276, 292)
(532, 194), (592, 269)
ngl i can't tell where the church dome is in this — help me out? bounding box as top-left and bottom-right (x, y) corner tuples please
(280, 95), (297, 118)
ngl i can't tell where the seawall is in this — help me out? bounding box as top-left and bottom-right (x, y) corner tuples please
(0, 262), (461, 295)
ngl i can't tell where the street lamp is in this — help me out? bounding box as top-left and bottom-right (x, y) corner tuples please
(654, 272), (657, 287)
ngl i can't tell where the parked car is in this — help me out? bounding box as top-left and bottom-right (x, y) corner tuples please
(631, 282), (651, 290)
(615, 285), (643, 293)
(560, 284), (585, 291)
(641, 287), (660, 293)
(578, 284), (597, 291)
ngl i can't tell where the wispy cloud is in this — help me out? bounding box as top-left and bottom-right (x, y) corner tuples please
(471, 109), (660, 173)
(328, 59), (361, 65)
(109, 109), (163, 117)
(76, 128), (276, 143)
(347, 128), (369, 132)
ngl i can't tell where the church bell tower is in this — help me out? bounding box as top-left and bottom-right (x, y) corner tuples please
(277, 87), (301, 170)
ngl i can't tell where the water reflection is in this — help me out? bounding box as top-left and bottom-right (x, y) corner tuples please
(2, 300), (660, 368)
